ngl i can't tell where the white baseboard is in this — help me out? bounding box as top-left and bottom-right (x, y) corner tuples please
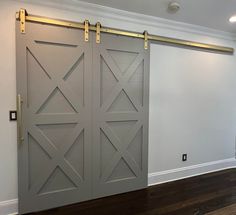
(148, 158), (236, 186)
(1, 159), (236, 215)
(0, 199), (18, 215)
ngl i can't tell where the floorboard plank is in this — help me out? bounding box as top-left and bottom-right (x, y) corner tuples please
(206, 203), (236, 215)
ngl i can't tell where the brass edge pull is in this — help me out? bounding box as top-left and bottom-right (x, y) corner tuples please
(17, 94), (24, 144)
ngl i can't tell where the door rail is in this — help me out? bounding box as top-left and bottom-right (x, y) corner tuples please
(16, 8), (234, 54)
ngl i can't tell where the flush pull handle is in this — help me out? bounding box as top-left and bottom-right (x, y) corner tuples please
(17, 94), (24, 144)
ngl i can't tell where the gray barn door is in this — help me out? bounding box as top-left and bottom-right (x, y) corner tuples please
(92, 34), (149, 198)
(16, 22), (92, 214)
(16, 20), (149, 214)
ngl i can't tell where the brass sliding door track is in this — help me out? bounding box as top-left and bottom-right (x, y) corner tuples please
(16, 9), (234, 54)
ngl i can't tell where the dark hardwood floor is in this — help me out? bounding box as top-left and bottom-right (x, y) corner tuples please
(206, 203), (236, 215)
(28, 169), (236, 215)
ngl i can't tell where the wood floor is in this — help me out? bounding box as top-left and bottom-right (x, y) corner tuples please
(28, 169), (236, 215)
(206, 203), (236, 215)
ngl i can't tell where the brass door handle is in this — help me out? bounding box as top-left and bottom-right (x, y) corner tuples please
(17, 94), (24, 143)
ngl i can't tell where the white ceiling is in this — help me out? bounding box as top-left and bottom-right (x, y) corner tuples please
(77, 0), (236, 33)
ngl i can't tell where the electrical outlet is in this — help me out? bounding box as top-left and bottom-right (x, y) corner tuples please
(9, 110), (17, 121)
(182, 154), (187, 162)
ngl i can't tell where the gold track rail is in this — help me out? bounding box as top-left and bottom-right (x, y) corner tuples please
(16, 9), (234, 54)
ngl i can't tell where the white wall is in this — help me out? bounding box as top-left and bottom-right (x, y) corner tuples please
(0, 0), (236, 213)
(149, 44), (236, 177)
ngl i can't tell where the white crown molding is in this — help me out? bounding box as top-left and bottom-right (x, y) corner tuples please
(0, 199), (18, 215)
(12, 0), (236, 41)
(148, 158), (236, 186)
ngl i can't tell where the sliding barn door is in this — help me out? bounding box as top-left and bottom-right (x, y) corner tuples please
(92, 34), (149, 198)
(16, 22), (92, 214)
(17, 19), (150, 214)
